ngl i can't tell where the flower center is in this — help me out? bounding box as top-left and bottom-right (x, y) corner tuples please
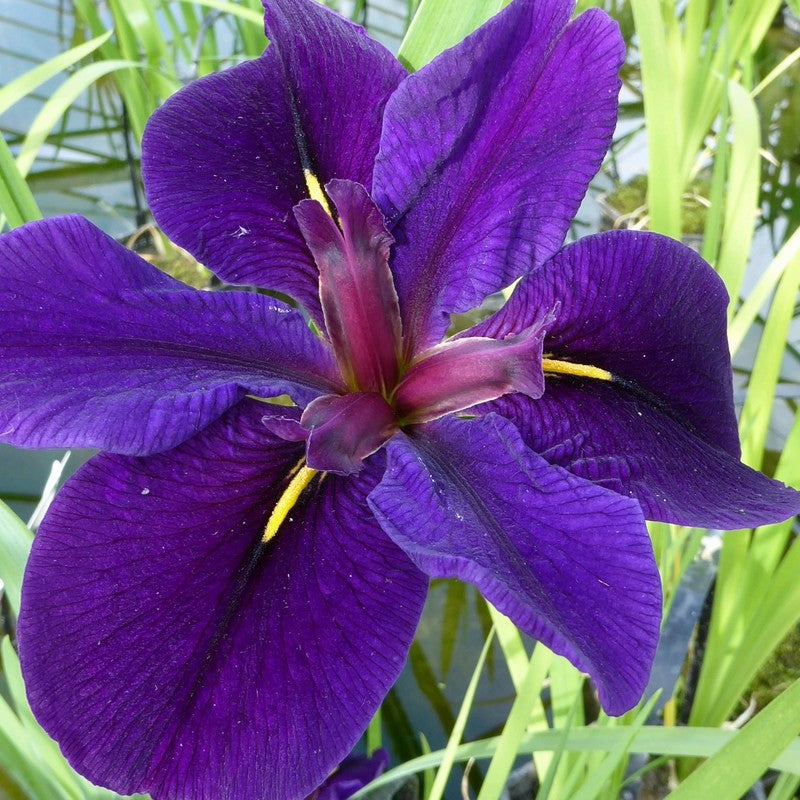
(291, 176), (553, 474)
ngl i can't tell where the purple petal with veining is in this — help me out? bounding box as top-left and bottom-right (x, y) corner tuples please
(489, 385), (800, 529)
(392, 318), (550, 423)
(473, 230), (741, 456)
(0, 216), (340, 455)
(302, 393), (397, 474)
(295, 180), (402, 393)
(18, 400), (426, 800)
(369, 413), (661, 715)
(373, 0), (623, 353)
(143, 0), (404, 315)
(262, 0), (406, 187)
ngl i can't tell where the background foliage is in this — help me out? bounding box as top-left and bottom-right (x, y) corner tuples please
(1, 0), (800, 798)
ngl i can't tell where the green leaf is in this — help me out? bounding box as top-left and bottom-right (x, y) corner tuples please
(14, 59), (142, 178)
(427, 626), (494, 800)
(476, 643), (552, 800)
(353, 726), (800, 797)
(398, 0), (510, 70)
(668, 678), (800, 799)
(0, 499), (33, 618)
(0, 136), (41, 229)
(0, 32), (113, 117)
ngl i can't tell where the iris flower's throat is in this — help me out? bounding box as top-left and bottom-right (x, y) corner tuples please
(262, 463), (318, 543)
(295, 179), (403, 396)
(542, 358), (613, 382)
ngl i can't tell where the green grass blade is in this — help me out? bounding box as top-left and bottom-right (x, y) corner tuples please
(768, 773), (800, 800)
(398, 0), (509, 70)
(427, 626), (494, 800)
(715, 80), (761, 305)
(0, 135), (41, 229)
(629, 0), (682, 237)
(189, 0), (263, 25)
(476, 643), (552, 800)
(487, 603), (529, 691)
(729, 225), (800, 356)
(0, 32), (113, 117)
(667, 677), (800, 800)
(738, 234), (800, 469)
(570, 694), (660, 800)
(0, 500), (33, 617)
(536, 691), (581, 800)
(353, 725), (800, 796)
(14, 59), (141, 178)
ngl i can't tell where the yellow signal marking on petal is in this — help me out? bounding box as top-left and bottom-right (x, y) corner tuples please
(542, 358), (614, 382)
(304, 169), (333, 217)
(262, 464), (318, 544)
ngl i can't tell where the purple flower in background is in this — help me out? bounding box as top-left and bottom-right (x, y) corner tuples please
(0, 0), (798, 798)
(306, 749), (389, 800)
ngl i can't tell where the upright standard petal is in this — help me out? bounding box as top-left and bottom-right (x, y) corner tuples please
(262, 0), (406, 186)
(373, 0), (624, 353)
(143, 0), (404, 313)
(491, 387), (800, 529)
(19, 401), (427, 800)
(474, 231), (741, 456)
(0, 217), (341, 455)
(369, 414), (661, 715)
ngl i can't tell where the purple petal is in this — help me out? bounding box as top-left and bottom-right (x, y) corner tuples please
(392, 316), (551, 424)
(473, 230), (742, 457)
(368, 413), (661, 715)
(262, 0), (406, 186)
(18, 400), (426, 800)
(490, 386), (800, 529)
(143, 0), (404, 314)
(373, 0), (624, 353)
(309, 749), (389, 800)
(142, 54), (321, 315)
(295, 180), (402, 393)
(0, 216), (341, 455)
(302, 392), (397, 475)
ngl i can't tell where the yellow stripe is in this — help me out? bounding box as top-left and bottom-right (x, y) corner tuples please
(262, 464), (318, 544)
(304, 169), (333, 217)
(542, 358), (614, 382)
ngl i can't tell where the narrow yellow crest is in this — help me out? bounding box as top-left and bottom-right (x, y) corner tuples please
(262, 464), (318, 544)
(542, 358), (614, 382)
(304, 169), (333, 218)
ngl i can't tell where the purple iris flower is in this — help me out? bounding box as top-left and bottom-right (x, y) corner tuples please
(0, 0), (797, 798)
(305, 749), (389, 800)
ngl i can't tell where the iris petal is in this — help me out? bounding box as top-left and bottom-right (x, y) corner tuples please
(374, 0), (624, 353)
(369, 414), (662, 715)
(490, 386), (800, 528)
(0, 216), (340, 456)
(471, 230), (741, 457)
(143, 0), (404, 315)
(18, 400), (427, 800)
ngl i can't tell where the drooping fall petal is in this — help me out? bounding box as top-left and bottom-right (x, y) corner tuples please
(369, 414), (661, 715)
(471, 230), (741, 456)
(374, 0), (624, 353)
(0, 216), (341, 455)
(18, 401), (427, 800)
(489, 386), (800, 529)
